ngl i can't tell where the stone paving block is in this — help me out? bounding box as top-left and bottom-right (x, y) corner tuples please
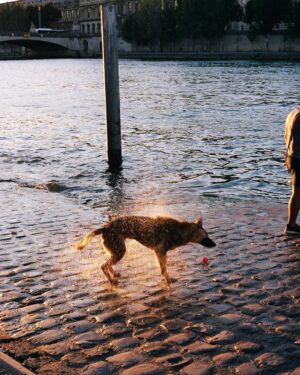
(72, 331), (106, 348)
(155, 353), (192, 369)
(127, 315), (161, 328)
(133, 328), (166, 341)
(100, 323), (131, 338)
(207, 330), (235, 345)
(109, 337), (140, 351)
(1, 191), (300, 374)
(121, 363), (165, 375)
(286, 368), (300, 375)
(185, 341), (217, 355)
(235, 362), (260, 375)
(180, 361), (213, 375)
(218, 313), (244, 325)
(35, 318), (59, 330)
(106, 351), (145, 369)
(140, 342), (172, 357)
(93, 311), (126, 324)
(61, 351), (88, 367)
(160, 319), (187, 332)
(30, 329), (69, 345)
(234, 342), (263, 353)
(254, 352), (286, 368)
(65, 320), (97, 334)
(165, 332), (194, 346)
(213, 352), (240, 366)
(241, 304), (266, 316)
(38, 340), (76, 356)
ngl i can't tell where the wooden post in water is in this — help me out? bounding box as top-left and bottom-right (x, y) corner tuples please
(100, 0), (122, 169)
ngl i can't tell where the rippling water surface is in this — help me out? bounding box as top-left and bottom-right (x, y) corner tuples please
(1, 58), (299, 211)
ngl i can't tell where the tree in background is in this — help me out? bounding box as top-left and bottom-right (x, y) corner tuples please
(176, 0), (202, 41)
(0, 2), (61, 32)
(0, 4), (29, 32)
(176, 0), (242, 47)
(122, 0), (242, 48)
(245, 0), (290, 35)
(199, 0), (243, 38)
(122, 0), (160, 46)
(287, 0), (300, 37)
(160, 2), (178, 49)
(41, 3), (61, 28)
(122, 0), (177, 50)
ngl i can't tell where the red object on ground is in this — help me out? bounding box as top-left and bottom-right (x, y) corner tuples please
(202, 256), (208, 265)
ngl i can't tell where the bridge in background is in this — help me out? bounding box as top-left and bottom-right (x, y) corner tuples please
(0, 32), (102, 58)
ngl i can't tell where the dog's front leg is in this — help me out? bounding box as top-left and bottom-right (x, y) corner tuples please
(155, 252), (173, 285)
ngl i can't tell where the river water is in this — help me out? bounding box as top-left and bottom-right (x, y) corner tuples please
(1, 58), (299, 215)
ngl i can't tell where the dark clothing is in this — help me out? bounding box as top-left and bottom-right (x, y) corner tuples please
(286, 155), (300, 187)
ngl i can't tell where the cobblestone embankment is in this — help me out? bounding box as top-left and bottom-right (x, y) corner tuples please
(0, 183), (299, 375)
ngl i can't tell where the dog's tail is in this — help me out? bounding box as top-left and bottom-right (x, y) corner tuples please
(76, 228), (103, 251)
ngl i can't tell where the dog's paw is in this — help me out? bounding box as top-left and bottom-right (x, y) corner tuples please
(166, 277), (177, 284)
(110, 278), (119, 286)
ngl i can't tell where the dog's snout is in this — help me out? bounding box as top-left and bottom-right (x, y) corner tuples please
(200, 237), (216, 248)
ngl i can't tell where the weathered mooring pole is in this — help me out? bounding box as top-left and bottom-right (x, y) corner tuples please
(100, 0), (122, 169)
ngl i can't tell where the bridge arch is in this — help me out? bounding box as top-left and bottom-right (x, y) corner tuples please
(0, 35), (78, 57)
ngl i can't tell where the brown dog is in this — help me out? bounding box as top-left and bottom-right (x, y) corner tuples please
(76, 216), (216, 285)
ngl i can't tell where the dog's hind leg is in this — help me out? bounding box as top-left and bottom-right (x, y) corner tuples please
(107, 262), (121, 278)
(101, 237), (126, 285)
(101, 260), (116, 285)
(155, 252), (173, 285)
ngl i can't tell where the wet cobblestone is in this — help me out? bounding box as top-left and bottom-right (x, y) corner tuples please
(0, 183), (300, 374)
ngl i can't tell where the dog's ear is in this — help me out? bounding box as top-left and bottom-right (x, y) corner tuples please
(195, 216), (203, 226)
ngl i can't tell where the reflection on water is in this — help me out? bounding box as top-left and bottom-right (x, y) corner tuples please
(0, 58), (298, 208)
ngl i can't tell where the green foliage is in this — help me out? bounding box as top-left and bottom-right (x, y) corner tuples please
(122, 0), (242, 46)
(287, 0), (300, 37)
(245, 0), (290, 35)
(176, 0), (243, 39)
(41, 3), (62, 28)
(0, 4), (29, 32)
(121, 0), (177, 48)
(0, 2), (61, 32)
(176, 0), (202, 39)
(247, 23), (260, 42)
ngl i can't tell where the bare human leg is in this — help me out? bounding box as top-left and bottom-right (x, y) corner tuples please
(288, 185), (300, 226)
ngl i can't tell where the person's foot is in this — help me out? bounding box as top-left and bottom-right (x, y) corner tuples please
(284, 223), (300, 235)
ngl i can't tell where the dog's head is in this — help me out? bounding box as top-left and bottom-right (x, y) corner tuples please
(193, 217), (216, 248)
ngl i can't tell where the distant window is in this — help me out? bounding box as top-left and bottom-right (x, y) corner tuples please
(87, 24), (90, 33)
(92, 23), (95, 33)
(82, 24), (85, 33)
